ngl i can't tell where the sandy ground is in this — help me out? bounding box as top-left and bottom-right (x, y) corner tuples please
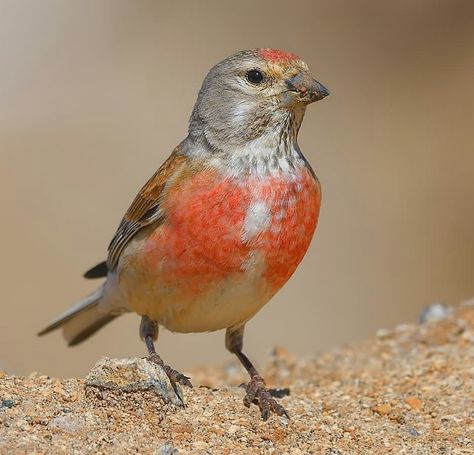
(0, 301), (473, 454)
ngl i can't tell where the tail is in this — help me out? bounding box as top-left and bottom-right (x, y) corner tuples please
(38, 286), (119, 346)
(83, 260), (108, 279)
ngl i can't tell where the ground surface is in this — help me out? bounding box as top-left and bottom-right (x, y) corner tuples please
(1, 301), (473, 454)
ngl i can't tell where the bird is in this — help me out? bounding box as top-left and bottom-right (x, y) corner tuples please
(39, 48), (329, 420)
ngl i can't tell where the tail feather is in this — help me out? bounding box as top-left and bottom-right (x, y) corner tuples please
(66, 312), (118, 346)
(38, 286), (119, 345)
(83, 261), (108, 279)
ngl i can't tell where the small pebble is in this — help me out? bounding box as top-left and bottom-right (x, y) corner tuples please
(49, 415), (82, 434)
(372, 403), (392, 415)
(419, 303), (452, 323)
(376, 328), (392, 339)
(407, 427), (421, 437)
(227, 424), (238, 435)
(0, 399), (15, 409)
(405, 396), (423, 411)
(159, 443), (179, 455)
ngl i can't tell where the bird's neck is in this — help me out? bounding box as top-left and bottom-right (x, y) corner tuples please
(186, 107), (308, 177)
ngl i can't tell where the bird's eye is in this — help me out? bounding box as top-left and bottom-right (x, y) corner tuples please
(246, 69), (264, 84)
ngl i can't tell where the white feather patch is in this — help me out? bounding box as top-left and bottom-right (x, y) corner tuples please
(242, 200), (271, 241)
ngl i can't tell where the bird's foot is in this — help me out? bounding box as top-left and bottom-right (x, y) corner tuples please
(242, 375), (289, 421)
(148, 353), (193, 388)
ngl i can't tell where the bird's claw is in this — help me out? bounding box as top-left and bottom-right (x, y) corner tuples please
(241, 376), (290, 421)
(148, 353), (193, 388)
(162, 365), (193, 388)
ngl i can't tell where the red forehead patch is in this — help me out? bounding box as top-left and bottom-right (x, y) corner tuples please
(258, 48), (299, 63)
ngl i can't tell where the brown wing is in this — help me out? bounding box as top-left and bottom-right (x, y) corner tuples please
(106, 146), (188, 271)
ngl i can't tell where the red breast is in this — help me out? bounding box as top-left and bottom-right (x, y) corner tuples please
(139, 165), (321, 296)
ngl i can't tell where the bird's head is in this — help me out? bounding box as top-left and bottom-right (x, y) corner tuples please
(189, 48), (329, 150)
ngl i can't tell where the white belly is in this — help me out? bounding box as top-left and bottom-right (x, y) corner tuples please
(118, 252), (274, 333)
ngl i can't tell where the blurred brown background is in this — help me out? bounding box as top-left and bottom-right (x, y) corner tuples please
(1, 0), (473, 378)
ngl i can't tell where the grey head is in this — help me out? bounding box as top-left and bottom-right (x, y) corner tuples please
(188, 48), (329, 155)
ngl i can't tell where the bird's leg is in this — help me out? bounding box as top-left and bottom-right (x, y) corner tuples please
(140, 316), (192, 388)
(226, 326), (289, 420)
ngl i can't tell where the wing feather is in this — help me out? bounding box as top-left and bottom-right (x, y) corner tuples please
(106, 147), (188, 271)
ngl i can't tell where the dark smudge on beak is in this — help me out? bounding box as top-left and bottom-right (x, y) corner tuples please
(285, 72), (330, 104)
(310, 80), (330, 101)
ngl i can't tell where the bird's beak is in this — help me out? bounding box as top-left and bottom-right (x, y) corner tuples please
(284, 72), (330, 105)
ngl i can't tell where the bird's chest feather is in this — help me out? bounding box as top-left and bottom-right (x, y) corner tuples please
(140, 166), (321, 293)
